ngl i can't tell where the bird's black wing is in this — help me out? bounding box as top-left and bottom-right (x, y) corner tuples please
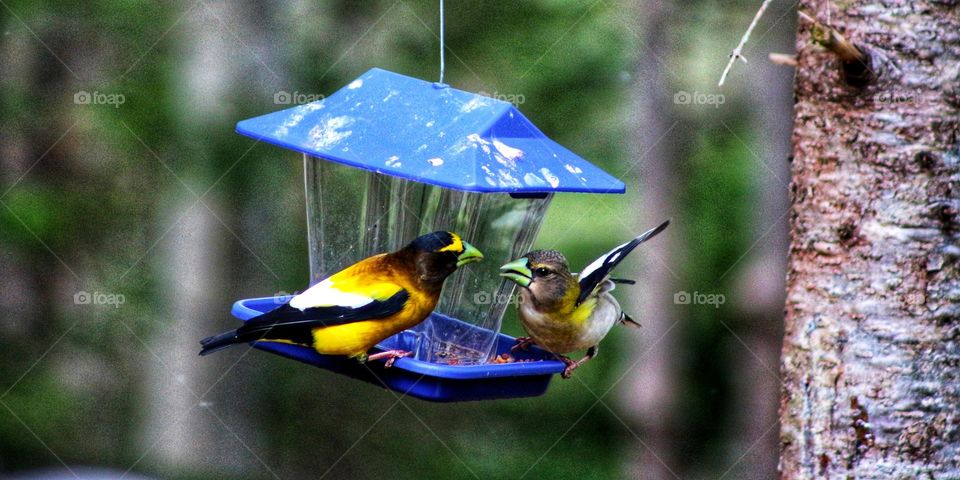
(199, 290), (409, 355)
(576, 220), (669, 306)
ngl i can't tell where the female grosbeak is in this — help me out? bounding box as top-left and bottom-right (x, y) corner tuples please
(499, 221), (669, 378)
(200, 231), (483, 365)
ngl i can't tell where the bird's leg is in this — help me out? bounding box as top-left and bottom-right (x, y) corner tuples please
(511, 336), (536, 352)
(561, 345), (599, 379)
(366, 349), (412, 368)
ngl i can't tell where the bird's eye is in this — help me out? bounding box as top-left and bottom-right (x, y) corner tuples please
(534, 267), (550, 276)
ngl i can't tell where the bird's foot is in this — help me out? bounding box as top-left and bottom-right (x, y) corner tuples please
(511, 336), (536, 352)
(367, 349), (411, 368)
(559, 347), (597, 379)
(560, 356), (579, 379)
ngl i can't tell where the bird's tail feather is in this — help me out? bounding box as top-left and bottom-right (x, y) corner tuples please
(198, 304), (314, 356)
(199, 330), (241, 356)
(620, 312), (642, 328)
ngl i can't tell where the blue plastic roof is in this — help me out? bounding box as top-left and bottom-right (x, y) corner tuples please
(236, 68), (625, 194)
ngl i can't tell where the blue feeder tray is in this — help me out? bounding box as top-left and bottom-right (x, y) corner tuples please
(232, 296), (567, 402)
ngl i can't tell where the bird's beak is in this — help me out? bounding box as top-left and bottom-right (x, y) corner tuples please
(456, 241), (484, 267)
(499, 257), (532, 288)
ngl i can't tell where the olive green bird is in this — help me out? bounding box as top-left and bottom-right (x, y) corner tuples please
(499, 221), (669, 378)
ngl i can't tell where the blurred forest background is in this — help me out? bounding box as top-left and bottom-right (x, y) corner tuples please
(0, 1), (795, 478)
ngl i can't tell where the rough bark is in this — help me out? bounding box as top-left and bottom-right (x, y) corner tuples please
(781, 1), (960, 479)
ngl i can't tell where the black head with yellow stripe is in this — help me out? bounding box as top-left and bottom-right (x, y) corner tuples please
(404, 231), (484, 286)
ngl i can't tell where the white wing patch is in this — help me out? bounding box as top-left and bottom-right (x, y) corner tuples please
(289, 278), (374, 310)
(578, 240), (630, 282)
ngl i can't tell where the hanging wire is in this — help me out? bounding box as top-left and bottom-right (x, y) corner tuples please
(439, 0), (445, 84)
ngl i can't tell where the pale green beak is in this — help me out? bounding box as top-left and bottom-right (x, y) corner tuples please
(456, 241), (484, 267)
(499, 257), (532, 288)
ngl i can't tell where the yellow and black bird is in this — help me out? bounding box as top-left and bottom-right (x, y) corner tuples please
(499, 221), (669, 378)
(199, 231), (483, 365)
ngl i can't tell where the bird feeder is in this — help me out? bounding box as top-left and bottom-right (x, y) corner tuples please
(233, 68), (625, 401)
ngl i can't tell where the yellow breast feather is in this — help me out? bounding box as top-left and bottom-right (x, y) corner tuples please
(569, 296), (598, 325)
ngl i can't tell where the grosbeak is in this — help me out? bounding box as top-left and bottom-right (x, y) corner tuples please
(199, 231), (483, 365)
(499, 221), (669, 378)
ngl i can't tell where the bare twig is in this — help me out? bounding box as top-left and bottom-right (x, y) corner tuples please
(798, 11), (864, 63)
(718, 0), (774, 87)
(768, 52), (797, 67)
(798, 11), (873, 86)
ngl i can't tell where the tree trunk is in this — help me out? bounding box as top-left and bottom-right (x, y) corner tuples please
(620, 0), (684, 478)
(726, 18), (795, 478)
(781, 1), (960, 479)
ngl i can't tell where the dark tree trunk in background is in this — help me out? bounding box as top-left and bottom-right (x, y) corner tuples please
(781, 1), (960, 478)
(729, 19), (794, 478)
(621, 1), (683, 478)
